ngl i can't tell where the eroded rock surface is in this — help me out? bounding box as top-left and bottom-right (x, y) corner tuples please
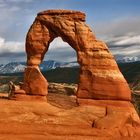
(132, 91), (140, 115)
(24, 10), (131, 101)
(10, 10), (140, 138)
(0, 99), (139, 139)
(23, 66), (48, 96)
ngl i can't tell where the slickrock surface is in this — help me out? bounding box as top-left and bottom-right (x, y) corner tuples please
(0, 82), (140, 139)
(0, 97), (139, 140)
(132, 91), (140, 115)
(24, 9), (131, 101)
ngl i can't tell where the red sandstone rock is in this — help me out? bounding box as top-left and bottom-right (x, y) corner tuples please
(14, 89), (26, 95)
(23, 66), (48, 96)
(0, 99), (139, 139)
(14, 94), (47, 101)
(24, 9), (131, 100)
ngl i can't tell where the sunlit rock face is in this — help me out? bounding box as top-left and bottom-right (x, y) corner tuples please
(24, 10), (131, 100)
(23, 66), (48, 96)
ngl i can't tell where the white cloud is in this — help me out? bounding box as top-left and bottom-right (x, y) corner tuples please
(110, 45), (140, 56)
(0, 36), (74, 55)
(106, 34), (140, 46)
(94, 16), (140, 37)
(112, 35), (140, 46)
(0, 37), (4, 46)
(45, 37), (77, 62)
(0, 36), (77, 63)
(49, 37), (70, 50)
(0, 37), (24, 53)
(106, 34), (140, 57)
(0, 0), (37, 41)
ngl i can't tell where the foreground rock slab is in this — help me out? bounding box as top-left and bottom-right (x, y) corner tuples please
(0, 98), (139, 139)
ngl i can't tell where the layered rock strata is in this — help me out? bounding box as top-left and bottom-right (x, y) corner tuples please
(24, 10), (131, 101)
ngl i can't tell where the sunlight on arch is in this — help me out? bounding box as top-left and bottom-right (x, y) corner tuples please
(44, 37), (77, 62)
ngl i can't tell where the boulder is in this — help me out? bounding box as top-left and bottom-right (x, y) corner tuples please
(48, 82), (77, 95)
(23, 66), (48, 96)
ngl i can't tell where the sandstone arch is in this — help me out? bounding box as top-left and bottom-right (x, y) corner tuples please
(23, 10), (131, 101)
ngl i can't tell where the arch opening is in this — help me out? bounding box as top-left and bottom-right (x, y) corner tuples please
(40, 36), (80, 84)
(45, 37), (78, 63)
(39, 37), (79, 108)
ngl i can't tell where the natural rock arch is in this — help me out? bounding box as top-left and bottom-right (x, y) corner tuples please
(23, 10), (131, 101)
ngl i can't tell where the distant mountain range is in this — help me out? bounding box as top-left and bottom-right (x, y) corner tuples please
(0, 62), (26, 74)
(116, 56), (140, 63)
(0, 60), (79, 74)
(0, 57), (139, 74)
(0, 61), (140, 90)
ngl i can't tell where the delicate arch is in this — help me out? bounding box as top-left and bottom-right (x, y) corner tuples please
(23, 10), (131, 101)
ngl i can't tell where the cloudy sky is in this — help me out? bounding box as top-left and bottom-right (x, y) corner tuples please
(0, 0), (140, 64)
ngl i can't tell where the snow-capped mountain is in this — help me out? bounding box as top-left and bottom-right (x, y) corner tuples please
(0, 60), (79, 74)
(39, 60), (63, 70)
(0, 62), (26, 74)
(116, 56), (140, 63)
(60, 61), (79, 68)
(0, 57), (139, 74)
